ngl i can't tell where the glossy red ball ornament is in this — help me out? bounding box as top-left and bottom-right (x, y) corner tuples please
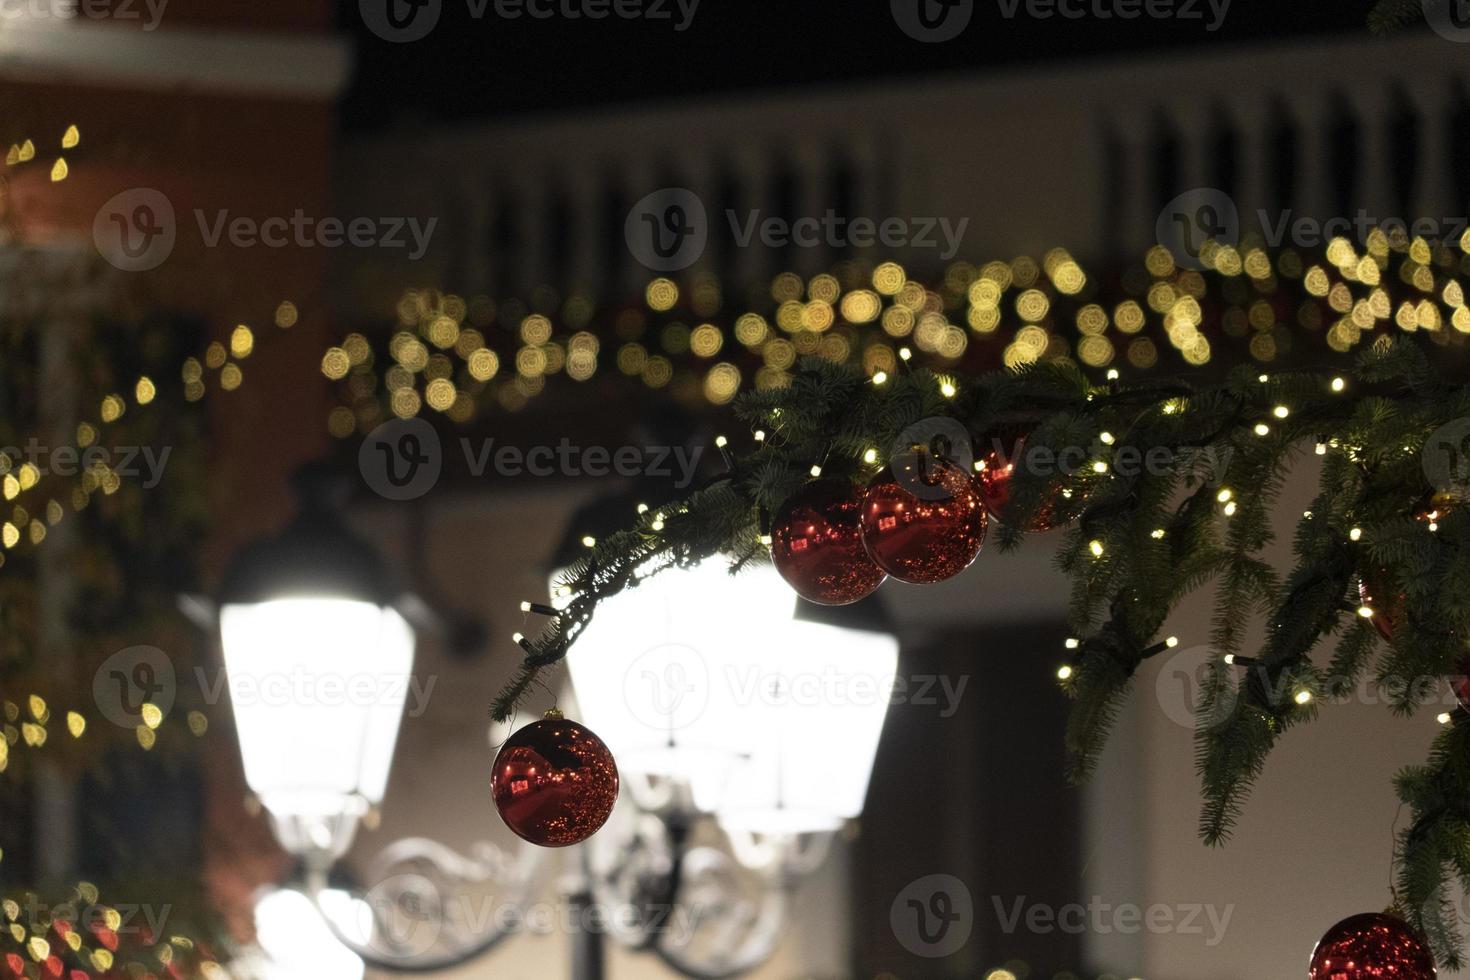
(860, 462), (987, 584)
(1453, 658), (1470, 714)
(974, 437), (1072, 532)
(770, 480), (886, 605)
(1358, 575), (1403, 644)
(1309, 913), (1435, 980)
(492, 711), (619, 847)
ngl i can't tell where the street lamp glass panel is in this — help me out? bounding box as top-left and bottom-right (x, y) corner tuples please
(220, 598), (415, 821)
(559, 560), (796, 781)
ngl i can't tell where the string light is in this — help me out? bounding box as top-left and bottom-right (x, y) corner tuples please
(1065, 637), (1080, 649)
(1099, 431), (1115, 445)
(1272, 405), (1289, 419)
(1315, 442), (1327, 455)
(1223, 501), (1237, 516)
(863, 448), (878, 465)
(1331, 377), (1346, 392)
(581, 535), (596, 548)
(1357, 605), (1375, 619)
(1294, 689), (1313, 706)
(939, 380), (957, 398)
(1057, 665), (1074, 681)
(1438, 712), (1454, 726)
(809, 464), (823, 478)
(1089, 539), (1104, 557)
(1349, 527), (1363, 541)
(871, 371), (888, 385)
(1254, 423), (1270, 436)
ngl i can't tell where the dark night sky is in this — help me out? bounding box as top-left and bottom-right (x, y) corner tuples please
(340, 0), (1386, 130)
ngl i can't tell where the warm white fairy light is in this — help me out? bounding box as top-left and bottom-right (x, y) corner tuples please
(939, 381), (957, 398)
(581, 535), (596, 548)
(1223, 654), (1236, 665)
(1294, 690), (1313, 705)
(1273, 405), (1289, 419)
(1331, 377), (1346, 392)
(1357, 605), (1375, 619)
(1106, 368), (1120, 381)
(512, 632), (525, 644)
(1092, 460), (1108, 474)
(1089, 539), (1104, 557)
(759, 533), (772, 546)
(1057, 665), (1074, 681)
(754, 430), (766, 442)
(1165, 636), (1179, 648)
(1315, 443), (1327, 455)
(1151, 528), (1166, 539)
(1254, 423), (1270, 436)
(715, 435), (728, 448)
(1349, 527), (1362, 541)
(1223, 501), (1238, 517)
(1099, 431), (1115, 445)
(899, 348), (912, 363)
(637, 502), (649, 514)
(872, 371), (889, 385)
(1439, 712), (1453, 726)
(809, 464), (823, 478)
(519, 601), (532, 612)
(1258, 374), (1269, 383)
(1217, 489), (1232, 503)
(1065, 637), (1080, 649)
(863, 448), (878, 465)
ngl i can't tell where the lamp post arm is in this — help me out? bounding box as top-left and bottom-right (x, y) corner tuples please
(299, 837), (544, 974)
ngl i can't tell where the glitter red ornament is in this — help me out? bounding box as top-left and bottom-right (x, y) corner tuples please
(974, 437), (1072, 532)
(492, 710), (618, 847)
(1358, 574), (1402, 644)
(860, 460), (987, 584)
(1308, 913), (1436, 980)
(770, 480), (886, 605)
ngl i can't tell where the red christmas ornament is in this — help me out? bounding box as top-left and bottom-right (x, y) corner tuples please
(974, 437), (1074, 531)
(1453, 655), (1470, 714)
(860, 460), (987, 584)
(1358, 575), (1403, 644)
(770, 480), (886, 605)
(492, 710), (618, 847)
(1309, 913), (1435, 980)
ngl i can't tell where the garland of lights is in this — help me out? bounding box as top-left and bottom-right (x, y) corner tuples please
(489, 232), (1470, 967)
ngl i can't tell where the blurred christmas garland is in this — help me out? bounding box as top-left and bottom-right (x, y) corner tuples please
(488, 232), (1470, 967)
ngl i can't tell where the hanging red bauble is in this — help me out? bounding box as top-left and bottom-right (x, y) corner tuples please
(976, 434), (1070, 531)
(770, 480), (886, 605)
(1453, 654), (1470, 714)
(1358, 575), (1403, 644)
(1309, 913), (1435, 980)
(859, 460), (987, 584)
(491, 710), (619, 847)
